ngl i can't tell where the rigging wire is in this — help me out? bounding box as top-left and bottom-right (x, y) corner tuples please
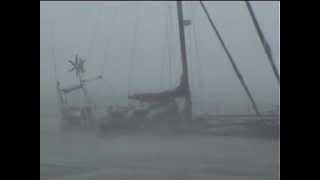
(49, 21), (58, 83)
(190, 3), (205, 112)
(199, 1), (263, 119)
(100, 4), (118, 94)
(160, 2), (174, 90)
(187, 12), (195, 96)
(168, 2), (182, 88)
(159, 4), (167, 90)
(168, 2), (175, 87)
(159, 45), (165, 90)
(49, 21), (65, 111)
(166, 3), (173, 87)
(84, 6), (103, 110)
(245, 1), (280, 85)
(101, 5), (118, 76)
(128, 3), (139, 95)
(188, 4), (195, 91)
(87, 6), (103, 63)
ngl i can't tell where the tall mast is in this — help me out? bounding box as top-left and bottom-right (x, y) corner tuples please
(245, 1), (280, 85)
(176, 1), (192, 120)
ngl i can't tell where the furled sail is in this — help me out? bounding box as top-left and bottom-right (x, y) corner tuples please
(60, 84), (83, 94)
(128, 75), (187, 103)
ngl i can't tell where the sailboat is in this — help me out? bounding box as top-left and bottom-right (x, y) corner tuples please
(54, 1), (279, 137)
(56, 54), (102, 131)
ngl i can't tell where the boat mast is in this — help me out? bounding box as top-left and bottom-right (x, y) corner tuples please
(245, 1), (280, 85)
(176, 1), (192, 120)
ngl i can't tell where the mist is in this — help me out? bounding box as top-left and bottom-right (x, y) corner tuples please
(40, 2), (279, 180)
(40, 1), (279, 116)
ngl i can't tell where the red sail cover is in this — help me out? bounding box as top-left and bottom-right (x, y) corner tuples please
(128, 76), (187, 103)
(60, 84), (83, 94)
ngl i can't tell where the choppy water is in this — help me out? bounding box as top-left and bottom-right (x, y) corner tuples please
(40, 116), (279, 180)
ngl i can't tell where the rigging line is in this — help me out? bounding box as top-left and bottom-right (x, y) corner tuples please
(49, 21), (58, 83)
(174, 5), (182, 87)
(101, 5), (118, 96)
(245, 1), (280, 85)
(128, 3), (139, 95)
(162, 2), (173, 89)
(168, 3), (180, 84)
(199, 1), (263, 119)
(168, 2), (174, 87)
(101, 5), (118, 77)
(187, 17), (195, 96)
(188, 3), (197, 99)
(190, 4), (199, 91)
(164, 3), (170, 89)
(159, 40), (165, 91)
(191, 3), (204, 109)
(87, 6), (103, 62)
(159, 4), (167, 91)
(166, 3), (172, 87)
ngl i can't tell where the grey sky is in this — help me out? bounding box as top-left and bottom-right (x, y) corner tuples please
(40, 1), (279, 114)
